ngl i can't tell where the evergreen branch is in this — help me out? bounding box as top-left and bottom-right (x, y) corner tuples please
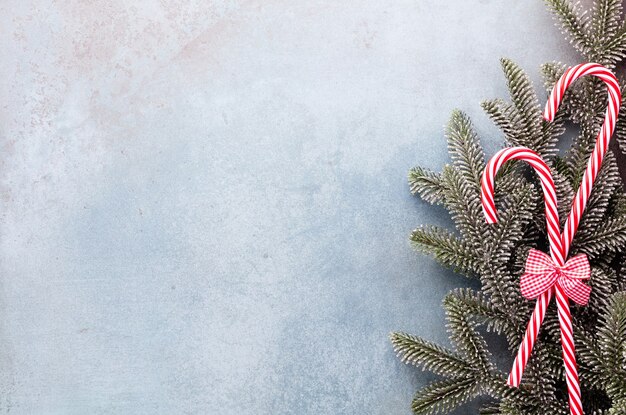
(390, 332), (475, 378)
(573, 215), (626, 259)
(446, 110), (485, 187)
(572, 153), (621, 238)
(541, 62), (566, 92)
(597, 292), (626, 400)
(590, 0), (622, 50)
(546, 0), (592, 56)
(586, 267), (620, 312)
(600, 25), (626, 64)
(615, 108), (626, 154)
(409, 166), (446, 204)
(480, 182), (535, 310)
(444, 294), (494, 374)
(450, 288), (524, 348)
(613, 79), (626, 154)
(478, 404), (502, 415)
(554, 170), (576, 222)
(542, 109), (568, 156)
(576, 328), (606, 389)
(410, 226), (481, 275)
(481, 99), (518, 142)
(411, 377), (480, 415)
(591, 2), (626, 66)
(485, 179), (536, 267)
(440, 165), (486, 247)
(481, 373), (543, 411)
(500, 59), (545, 153)
(609, 398), (626, 415)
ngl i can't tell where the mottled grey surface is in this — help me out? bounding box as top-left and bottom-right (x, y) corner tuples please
(0, 1), (579, 414)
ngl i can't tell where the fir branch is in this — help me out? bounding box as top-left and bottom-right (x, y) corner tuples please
(588, 0), (626, 65)
(390, 332), (475, 378)
(450, 288), (524, 348)
(500, 59), (546, 154)
(573, 215), (626, 259)
(481, 373), (543, 411)
(444, 294), (494, 374)
(589, 0), (623, 53)
(410, 226), (481, 275)
(541, 62), (566, 93)
(479, 182), (536, 310)
(409, 166), (446, 204)
(484, 179), (536, 267)
(600, 24), (626, 64)
(481, 99), (517, 142)
(446, 110), (485, 187)
(546, 0), (592, 56)
(478, 404), (502, 415)
(440, 165), (486, 248)
(554, 170), (576, 222)
(612, 79), (626, 154)
(571, 153), (622, 238)
(576, 328), (606, 389)
(411, 377), (480, 415)
(586, 267), (620, 312)
(609, 398), (626, 415)
(597, 292), (626, 400)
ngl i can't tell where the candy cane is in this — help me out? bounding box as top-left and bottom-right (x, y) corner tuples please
(481, 63), (621, 415)
(545, 62), (620, 415)
(545, 63), (621, 255)
(481, 147), (562, 388)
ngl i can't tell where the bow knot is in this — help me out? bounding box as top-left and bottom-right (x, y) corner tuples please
(520, 249), (591, 305)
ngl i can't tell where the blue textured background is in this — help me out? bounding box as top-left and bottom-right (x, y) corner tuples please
(0, 1), (580, 414)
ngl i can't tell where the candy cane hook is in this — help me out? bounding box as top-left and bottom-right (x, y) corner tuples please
(481, 63), (621, 415)
(481, 148), (563, 264)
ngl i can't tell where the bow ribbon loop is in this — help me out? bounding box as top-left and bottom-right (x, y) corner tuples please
(520, 249), (591, 306)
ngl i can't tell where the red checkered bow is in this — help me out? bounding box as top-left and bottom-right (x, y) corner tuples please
(521, 249), (591, 306)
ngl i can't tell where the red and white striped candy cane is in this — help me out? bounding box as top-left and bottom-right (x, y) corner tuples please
(546, 62), (620, 415)
(545, 63), (621, 255)
(481, 147), (562, 387)
(481, 63), (621, 415)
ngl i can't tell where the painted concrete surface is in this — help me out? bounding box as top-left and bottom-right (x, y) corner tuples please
(0, 1), (579, 414)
